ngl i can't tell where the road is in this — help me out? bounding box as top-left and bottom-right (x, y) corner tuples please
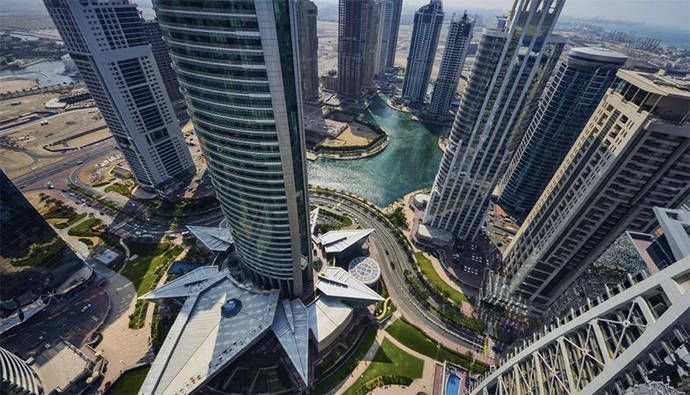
(14, 142), (490, 362)
(310, 190), (491, 362)
(14, 139), (117, 188)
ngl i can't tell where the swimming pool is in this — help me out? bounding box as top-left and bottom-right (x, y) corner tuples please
(446, 373), (461, 395)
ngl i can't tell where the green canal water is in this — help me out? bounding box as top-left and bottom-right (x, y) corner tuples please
(308, 94), (449, 207)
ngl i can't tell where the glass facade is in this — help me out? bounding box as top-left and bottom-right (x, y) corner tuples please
(401, 0), (444, 106)
(423, 0), (565, 242)
(497, 48), (627, 215)
(152, 0), (312, 297)
(427, 13), (472, 115)
(0, 171), (83, 308)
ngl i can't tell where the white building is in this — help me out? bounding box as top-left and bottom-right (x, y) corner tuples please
(401, 0), (444, 106)
(43, 0), (194, 194)
(471, 207), (690, 395)
(139, 265), (382, 393)
(494, 70), (690, 314)
(423, 0), (565, 242)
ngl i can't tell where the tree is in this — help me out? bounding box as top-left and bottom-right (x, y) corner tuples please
(386, 207), (409, 229)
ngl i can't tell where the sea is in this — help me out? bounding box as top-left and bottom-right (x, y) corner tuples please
(560, 18), (690, 50)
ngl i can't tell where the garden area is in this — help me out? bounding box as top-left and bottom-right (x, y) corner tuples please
(39, 193), (86, 229)
(343, 338), (424, 395)
(374, 278), (396, 321)
(106, 366), (149, 395)
(137, 195), (220, 217)
(104, 182), (132, 197)
(313, 206), (354, 234)
(386, 206), (409, 229)
(313, 325), (377, 394)
(414, 252), (467, 304)
(385, 318), (488, 374)
(115, 241), (184, 329)
(8, 234), (67, 267)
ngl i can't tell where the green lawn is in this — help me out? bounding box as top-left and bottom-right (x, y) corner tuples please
(68, 217), (102, 236)
(313, 325), (377, 394)
(104, 182), (131, 197)
(120, 242), (183, 295)
(122, 241), (184, 328)
(344, 338), (424, 395)
(414, 252), (467, 304)
(106, 366), (149, 395)
(10, 237), (66, 267)
(386, 318), (487, 373)
(67, 212), (87, 225)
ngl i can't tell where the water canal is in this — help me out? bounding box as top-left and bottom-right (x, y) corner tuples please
(0, 60), (78, 87)
(308, 94), (449, 207)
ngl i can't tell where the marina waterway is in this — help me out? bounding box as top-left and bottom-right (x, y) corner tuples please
(308, 94), (449, 207)
(0, 60), (77, 87)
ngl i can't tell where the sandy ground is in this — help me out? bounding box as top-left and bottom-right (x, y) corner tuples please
(61, 127), (110, 149)
(0, 90), (61, 121)
(0, 107), (110, 179)
(0, 150), (35, 171)
(322, 122), (379, 148)
(77, 154), (122, 186)
(0, 77), (39, 95)
(5, 108), (105, 153)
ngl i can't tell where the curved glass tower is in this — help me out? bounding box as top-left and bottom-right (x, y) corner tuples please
(496, 47), (627, 215)
(152, 0), (312, 297)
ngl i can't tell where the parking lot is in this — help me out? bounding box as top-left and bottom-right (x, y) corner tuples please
(433, 231), (502, 291)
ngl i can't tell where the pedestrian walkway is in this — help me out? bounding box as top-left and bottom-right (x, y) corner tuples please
(94, 265), (151, 392)
(94, 244), (189, 392)
(334, 327), (440, 395)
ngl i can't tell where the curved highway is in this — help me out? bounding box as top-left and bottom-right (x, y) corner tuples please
(310, 189), (489, 360)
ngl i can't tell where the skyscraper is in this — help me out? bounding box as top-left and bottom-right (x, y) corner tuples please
(384, 0), (402, 72)
(43, 0), (195, 194)
(362, 0), (382, 91)
(374, 0), (398, 77)
(496, 48), (627, 215)
(473, 253), (690, 394)
(422, 0), (565, 242)
(338, 0), (371, 100)
(296, 0), (319, 102)
(0, 170), (84, 309)
(0, 346), (43, 395)
(152, 0), (313, 297)
(143, 19), (188, 122)
(427, 12), (473, 116)
(401, 0), (444, 106)
(496, 70), (690, 313)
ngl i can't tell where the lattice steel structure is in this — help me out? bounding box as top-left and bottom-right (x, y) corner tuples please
(470, 255), (690, 395)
